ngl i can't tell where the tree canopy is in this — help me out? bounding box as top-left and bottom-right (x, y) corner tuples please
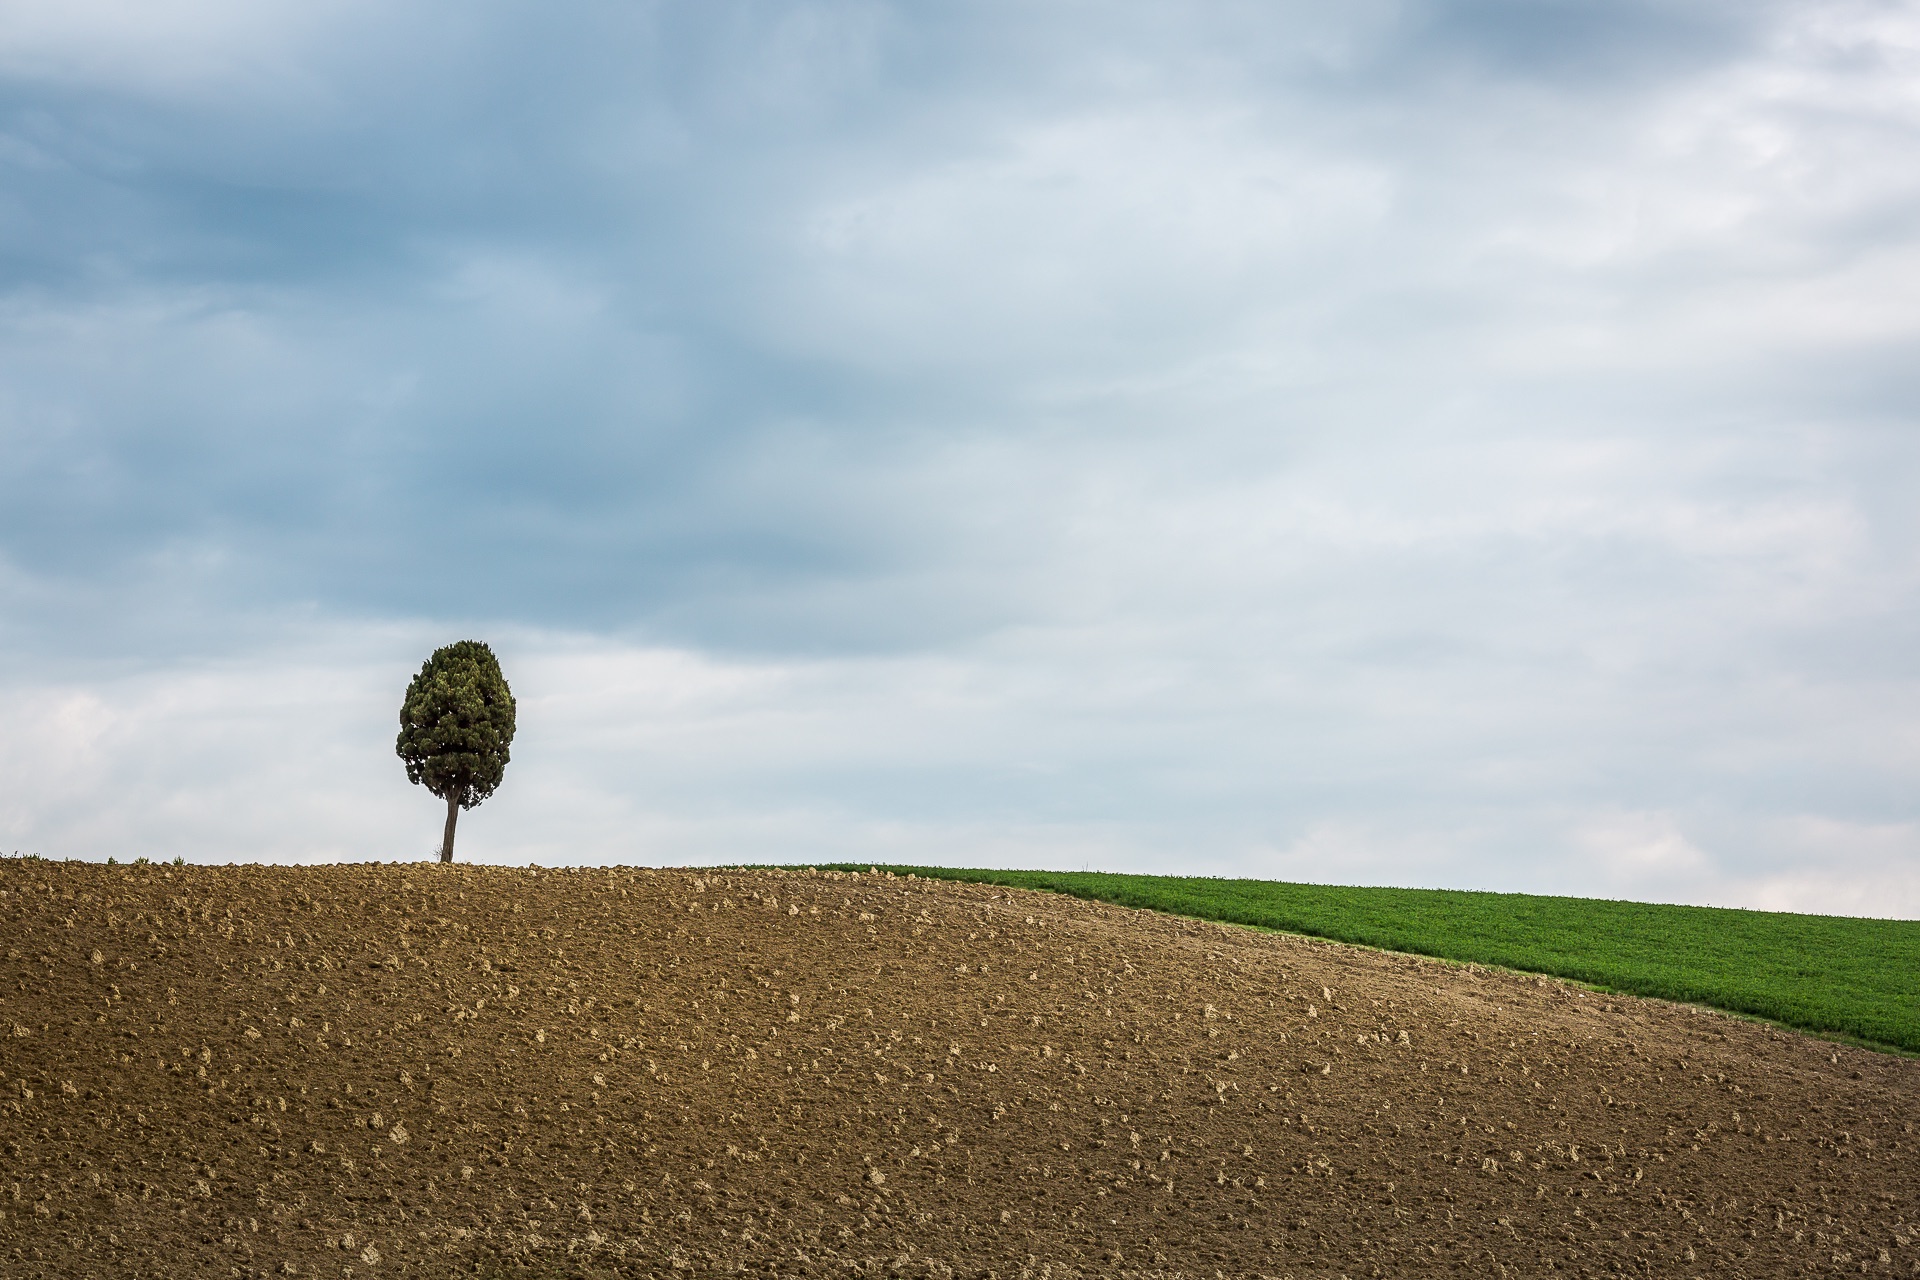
(397, 640), (516, 862)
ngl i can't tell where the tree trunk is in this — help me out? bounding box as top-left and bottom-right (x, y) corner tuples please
(440, 792), (460, 863)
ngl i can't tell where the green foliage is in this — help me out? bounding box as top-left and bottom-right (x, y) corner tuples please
(817, 866), (1920, 1054)
(396, 640), (517, 810)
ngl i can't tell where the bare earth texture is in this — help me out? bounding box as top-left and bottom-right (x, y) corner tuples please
(1, 861), (1915, 1280)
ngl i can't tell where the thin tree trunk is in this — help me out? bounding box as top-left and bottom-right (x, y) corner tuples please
(441, 792), (460, 863)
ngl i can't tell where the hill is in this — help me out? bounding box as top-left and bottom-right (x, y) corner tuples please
(2, 858), (1915, 1278)
(830, 867), (1920, 1053)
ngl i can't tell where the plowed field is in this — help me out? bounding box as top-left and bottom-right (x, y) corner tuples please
(3, 860), (1915, 1279)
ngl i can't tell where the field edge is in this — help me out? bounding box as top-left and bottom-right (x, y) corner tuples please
(788, 862), (1920, 1057)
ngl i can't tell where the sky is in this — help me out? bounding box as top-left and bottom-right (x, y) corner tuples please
(1, 1), (1917, 916)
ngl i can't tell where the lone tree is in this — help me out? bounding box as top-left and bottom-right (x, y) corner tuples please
(397, 641), (516, 863)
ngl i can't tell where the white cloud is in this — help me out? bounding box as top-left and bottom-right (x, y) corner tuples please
(0, 0), (380, 104)
(1574, 810), (1714, 885)
(1, 625), (1911, 918)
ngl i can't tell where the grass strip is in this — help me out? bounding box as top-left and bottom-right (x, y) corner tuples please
(812, 866), (1920, 1054)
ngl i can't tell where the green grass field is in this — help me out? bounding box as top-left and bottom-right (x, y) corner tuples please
(814, 866), (1920, 1054)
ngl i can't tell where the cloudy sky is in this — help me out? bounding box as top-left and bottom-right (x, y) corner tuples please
(2, 1), (1917, 915)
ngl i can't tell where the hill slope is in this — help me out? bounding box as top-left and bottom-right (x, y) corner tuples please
(2, 859), (1915, 1278)
(833, 866), (1920, 1052)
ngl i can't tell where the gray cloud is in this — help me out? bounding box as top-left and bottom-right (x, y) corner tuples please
(1, 1), (1915, 912)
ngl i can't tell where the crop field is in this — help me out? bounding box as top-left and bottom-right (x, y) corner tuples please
(831, 868), (1920, 1055)
(2, 857), (1916, 1278)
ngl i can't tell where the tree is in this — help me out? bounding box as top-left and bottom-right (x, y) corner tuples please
(396, 641), (517, 863)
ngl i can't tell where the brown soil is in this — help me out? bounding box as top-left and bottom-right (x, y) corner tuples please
(2, 860), (1916, 1279)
